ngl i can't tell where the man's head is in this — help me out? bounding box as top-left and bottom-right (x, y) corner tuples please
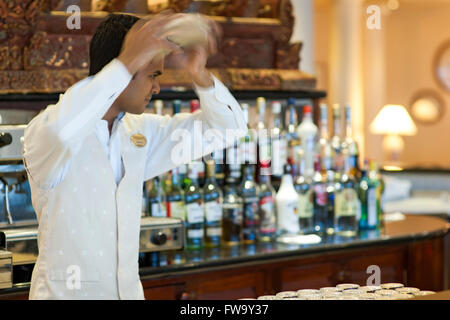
(89, 14), (164, 115)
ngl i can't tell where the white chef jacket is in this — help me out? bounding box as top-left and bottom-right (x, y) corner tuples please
(23, 58), (247, 299)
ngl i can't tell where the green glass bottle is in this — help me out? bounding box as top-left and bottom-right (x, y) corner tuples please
(359, 160), (382, 230)
(184, 164), (205, 250)
(165, 167), (185, 220)
(147, 177), (167, 217)
(203, 160), (223, 248)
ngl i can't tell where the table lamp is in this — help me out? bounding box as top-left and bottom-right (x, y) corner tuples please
(370, 104), (417, 170)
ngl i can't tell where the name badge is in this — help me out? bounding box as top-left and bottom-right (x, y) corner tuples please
(131, 134), (147, 147)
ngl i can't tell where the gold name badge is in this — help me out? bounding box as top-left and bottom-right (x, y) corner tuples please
(131, 134), (147, 147)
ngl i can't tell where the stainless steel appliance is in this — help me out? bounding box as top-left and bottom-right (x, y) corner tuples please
(139, 217), (184, 252)
(0, 250), (12, 289)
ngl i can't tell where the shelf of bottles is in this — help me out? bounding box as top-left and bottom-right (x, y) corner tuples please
(142, 97), (384, 251)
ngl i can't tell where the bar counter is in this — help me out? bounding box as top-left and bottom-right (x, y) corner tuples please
(0, 214), (449, 300)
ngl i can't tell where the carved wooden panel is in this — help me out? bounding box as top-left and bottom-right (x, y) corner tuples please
(0, 0), (314, 93)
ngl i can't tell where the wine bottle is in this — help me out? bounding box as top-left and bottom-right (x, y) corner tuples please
(271, 101), (287, 189)
(312, 155), (327, 235)
(286, 98), (301, 176)
(239, 163), (260, 244)
(294, 149), (314, 234)
(189, 99), (205, 187)
(165, 167), (184, 219)
(203, 160), (223, 248)
(147, 177), (167, 218)
(331, 104), (343, 173)
(359, 159), (382, 230)
(172, 99), (188, 189)
(258, 162), (277, 241)
(184, 163), (205, 249)
(256, 97), (271, 181)
(222, 170), (244, 246)
(334, 149), (360, 237)
(239, 103), (257, 165)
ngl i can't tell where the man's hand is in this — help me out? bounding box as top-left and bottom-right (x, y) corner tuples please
(170, 16), (222, 88)
(118, 12), (182, 76)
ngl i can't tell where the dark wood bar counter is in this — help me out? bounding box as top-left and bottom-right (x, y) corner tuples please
(0, 214), (448, 300)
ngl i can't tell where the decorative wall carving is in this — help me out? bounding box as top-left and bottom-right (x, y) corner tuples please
(0, 0), (314, 93)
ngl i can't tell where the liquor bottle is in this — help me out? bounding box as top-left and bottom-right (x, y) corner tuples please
(342, 104), (361, 180)
(311, 155), (327, 235)
(317, 104), (334, 172)
(239, 163), (260, 244)
(189, 99), (205, 187)
(222, 170), (244, 246)
(172, 99), (188, 189)
(212, 149), (226, 187)
(276, 163), (299, 235)
(294, 149), (314, 234)
(165, 167), (185, 219)
(257, 162), (277, 241)
(239, 103), (257, 165)
(286, 98), (301, 176)
(331, 104), (343, 173)
(297, 105), (318, 179)
(359, 159), (382, 230)
(203, 160), (223, 248)
(147, 177), (167, 217)
(184, 163), (205, 250)
(325, 169), (336, 235)
(334, 149), (360, 237)
(256, 97), (271, 180)
(271, 101), (287, 189)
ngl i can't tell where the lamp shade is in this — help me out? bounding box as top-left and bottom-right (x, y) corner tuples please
(370, 104), (418, 135)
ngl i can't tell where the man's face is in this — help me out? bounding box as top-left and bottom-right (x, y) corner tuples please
(115, 58), (164, 114)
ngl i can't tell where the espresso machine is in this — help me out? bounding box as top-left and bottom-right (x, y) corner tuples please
(0, 124), (38, 288)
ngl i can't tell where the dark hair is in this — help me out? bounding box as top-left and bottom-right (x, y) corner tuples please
(89, 13), (140, 76)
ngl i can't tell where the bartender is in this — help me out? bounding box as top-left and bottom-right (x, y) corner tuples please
(22, 12), (246, 299)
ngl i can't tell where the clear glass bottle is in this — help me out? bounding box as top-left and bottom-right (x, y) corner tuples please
(342, 104), (361, 181)
(334, 150), (360, 237)
(297, 105), (318, 179)
(184, 164), (205, 249)
(203, 160), (223, 248)
(271, 101), (287, 188)
(189, 99), (205, 187)
(257, 162), (277, 241)
(222, 172), (244, 246)
(276, 163), (299, 235)
(239, 163), (260, 244)
(239, 103), (257, 165)
(147, 177), (167, 217)
(331, 104), (343, 173)
(286, 98), (301, 176)
(256, 97), (271, 180)
(312, 155), (328, 235)
(325, 169), (336, 235)
(294, 149), (314, 234)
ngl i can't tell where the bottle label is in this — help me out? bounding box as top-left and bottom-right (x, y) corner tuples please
(239, 139), (257, 164)
(367, 188), (377, 226)
(259, 196), (276, 233)
(206, 227), (222, 237)
(258, 136), (271, 164)
(272, 138), (287, 176)
(187, 228), (204, 239)
(243, 197), (259, 226)
(223, 203), (243, 225)
(298, 190), (314, 218)
(167, 201), (184, 220)
(335, 188), (359, 217)
(205, 200), (222, 223)
(151, 203), (166, 218)
(186, 202), (204, 223)
(314, 184), (327, 206)
(277, 199), (299, 233)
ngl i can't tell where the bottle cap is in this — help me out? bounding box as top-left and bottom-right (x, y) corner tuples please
(287, 97), (296, 106)
(172, 100), (182, 114)
(190, 99), (200, 113)
(154, 100), (164, 115)
(256, 97), (266, 107)
(272, 101), (282, 114)
(303, 105), (312, 114)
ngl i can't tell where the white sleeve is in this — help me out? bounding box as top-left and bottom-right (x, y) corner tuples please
(23, 59), (132, 190)
(143, 74), (247, 180)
